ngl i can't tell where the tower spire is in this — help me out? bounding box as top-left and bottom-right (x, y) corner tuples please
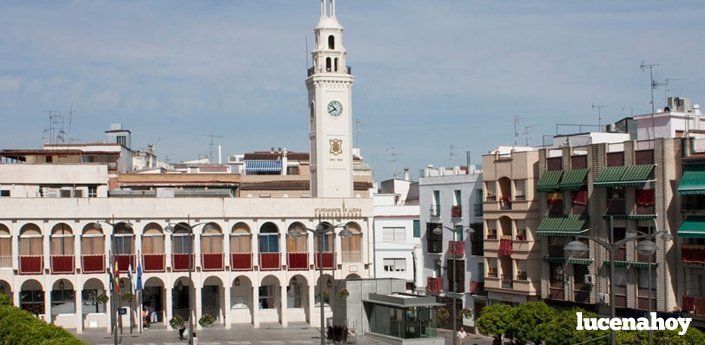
(321, 0), (326, 17)
(330, 0), (335, 17)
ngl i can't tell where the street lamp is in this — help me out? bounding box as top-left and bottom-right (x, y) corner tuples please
(636, 232), (672, 345)
(432, 225), (474, 345)
(164, 219), (215, 345)
(563, 218), (670, 345)
(94, 220), (133, 345)
(288, 221), (353, 345)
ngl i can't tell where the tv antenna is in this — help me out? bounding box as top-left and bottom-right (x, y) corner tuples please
(202, 134), (223, 164)
(662, 78), (683, 101)
(449, 144), (457, 165)
(387, 146), (398, 178)
(522, 124), (535, 146)
(513, 115), (524, 147)
(640, 60), (659, 139)
(592, 104), (608, 129)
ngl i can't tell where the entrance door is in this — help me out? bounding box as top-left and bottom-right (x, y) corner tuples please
(143, 286), (164, 322)
(201, 285), (219, 321)
(173, 287), (191, 320)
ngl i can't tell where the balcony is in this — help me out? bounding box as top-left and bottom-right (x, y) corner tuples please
(19, 255), (43, 274)
(606, 199), (626, 215)
(574, 283), (591, 303)
(451, 205), (462, 219)
(487, 269), (498, 278)
(50, 255), (74, 274)
(172, 253), (194, 272)
(315, 252), (334, 269)
(548, 281), (565, 300)
(498, 237), (513, 256)
(682, 245), (705, 263)
(427, 277), (442, 294)
(430, 205), (441, 217)
(499, 196), (512, 210)
(341, 251), (361, 263)
(287, 252), (308, 271)
(115, 254), (134, 272)
(81, 254), (104, 273)
(469, 281), (485, 295)
(259, 253), (281, 270)
(516, 271), (527, 281)
(501, 274), (513, 289)
(202, 253), (224, 271)
(682, 296), (705, 316)
(448, 241), (465, 258)
(613, 247), (627, 261)
(142, 253), (165, 272)
(637, 289), (656, 310)
(230, 253), (252, 271)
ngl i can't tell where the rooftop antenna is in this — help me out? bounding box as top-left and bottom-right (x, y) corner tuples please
(513, 115), (523, 147)
(591, 104), (608, 129)
(305, 34), (310, 71)
(449, 144), (457, 165)
(202, 134), (223, 164)
(640, 60), (659, 139)
(355, 119), (361, 147)
(386, 146), (398, 179)
(663, 78), (682, 101)
(522, 124), (535, 146)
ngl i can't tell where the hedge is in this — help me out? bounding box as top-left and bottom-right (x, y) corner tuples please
(0, 294), (86, 345)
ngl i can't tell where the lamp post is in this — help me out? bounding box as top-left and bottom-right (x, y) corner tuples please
(563, 217), (670, 345)
(432, 225), (474, 345)
(164, 219), (215, 345)
(288, 221), (353, 345)
(636, 232), (671, 345)
(94, 220), (133, 345)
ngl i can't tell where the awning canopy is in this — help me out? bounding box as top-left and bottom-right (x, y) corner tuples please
(678, 164), (705, 195)
(594, 164), (655, 187)
(542, 256), (593, 265)
(536, 215), (589, 237)
(537, 170), (563, 192)
(679, 216), (705, 238)
(245, 160), (282, 174)
(603, 260), (657, 268)
(559, 169), (589, 191)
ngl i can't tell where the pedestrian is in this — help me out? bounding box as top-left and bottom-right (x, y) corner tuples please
(457, 327), (467, 345)
(142, 308), (149, 328)
(178, 323), (186, 340)
(193, 332), (198, 345)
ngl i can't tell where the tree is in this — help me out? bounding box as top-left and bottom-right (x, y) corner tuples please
(652, 326), (705, 345)
(476, 303), (514, 343)
(505, 302), (557, 345)
(545, 308), (608, 345)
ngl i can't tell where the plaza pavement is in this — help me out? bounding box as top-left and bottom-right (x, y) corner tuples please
(72, 323), (493, 345)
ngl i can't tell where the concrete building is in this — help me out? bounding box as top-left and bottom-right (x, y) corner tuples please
(0, 0), (374, 335)
(372, 176), (421, 289)
(481, 147), (542, 305)
(419, 165), (484, 331)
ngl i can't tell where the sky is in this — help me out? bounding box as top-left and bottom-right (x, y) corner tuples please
(1, 0), (704, 180)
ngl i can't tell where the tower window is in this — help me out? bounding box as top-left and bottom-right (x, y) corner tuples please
(328, 35), (335, 50)
(326, 58), (332, 72)
(334, 58), (338, 72)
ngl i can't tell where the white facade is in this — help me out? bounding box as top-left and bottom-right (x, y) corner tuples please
(418, 166), (484, 328)
(0, 164), (110, 198)
(372, 193), (421, 287)
(307, 0), (354, 198)
(633, 97), (704, 140)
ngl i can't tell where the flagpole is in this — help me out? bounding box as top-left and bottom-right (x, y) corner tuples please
(138, 250), (143, 333)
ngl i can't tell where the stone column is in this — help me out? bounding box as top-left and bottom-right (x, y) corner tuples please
(194, 285), (202, 330)
(307, 283), (316, 326)
(43, 223), (51, 273)
(280, 284), (288, 327)
(75, 230), (82, 273)
(44, 284), (52, 324)
(76, 284), (83, 333)
(194, 232), (202, 271)
(223, 285), (231, 329)
(165, 286), (173, 327)
(252, 286), (260, 328)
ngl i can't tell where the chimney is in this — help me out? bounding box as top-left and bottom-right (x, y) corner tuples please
(218, 145), (222, 165)
(403, 168), (410, 181)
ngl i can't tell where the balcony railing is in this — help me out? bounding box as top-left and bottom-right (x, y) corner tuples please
(427, 277), (442, 293)
(81, 254), (104, 273)
(682, 245), (705, 263)
(501, 275), (513, 289)
(574, 283), (591, 303)
(259, 253), (281, 270)
(498, 237), (513, 256)
(230, 253), (252, 271)
(487, 270), (498, 278)
(0, 256), (11, 268)
(115, 254), (135, 272)
(549, 282), (565, 300)
(341, 251), (361, 263)
(172, 253), (194, 272)
(315, 252), (334, 269)
(50, 255), (74, 274)
(142, 253), (165, 272)
(287, 252), (308, 270)
(19, 255), (43, 274)
(486, 231), (497, 240)
(499, 196), (512, 210)
(202, 253), (224, 271)
(613, 247), (627, 261)
(606, 199), (626, 215)
(451, 205), (462, 218)
(448, 241), (464, 258)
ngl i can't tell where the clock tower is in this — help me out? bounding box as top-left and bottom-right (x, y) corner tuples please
(306, 0), (354, 198)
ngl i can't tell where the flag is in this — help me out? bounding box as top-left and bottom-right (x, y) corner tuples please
(128, 263), (135, 293)
(136, 261), (143, 291)
(113, 260), (120, 293)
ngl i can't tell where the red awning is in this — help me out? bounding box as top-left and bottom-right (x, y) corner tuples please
(572, 190), (588, 206)
(636, 189), (655, 206)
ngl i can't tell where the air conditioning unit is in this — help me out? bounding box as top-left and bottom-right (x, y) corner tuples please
(584, 274), (595, 285)
(597, 293), (608, 304)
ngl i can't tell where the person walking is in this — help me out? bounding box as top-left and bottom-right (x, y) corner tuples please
(457, 327), (468, 345)
(192, 332), (198, 345)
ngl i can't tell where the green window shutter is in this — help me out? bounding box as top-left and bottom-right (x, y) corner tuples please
(413, 220), (421, 238)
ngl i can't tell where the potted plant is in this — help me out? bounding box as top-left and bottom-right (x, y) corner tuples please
(336, 288), (350, 299)
(96, 293), (109, 305)
(459, 307), (473, 319)
(435, 307), (449, 321)
(169, 314), (185, 329)
(198, 314), (216, 328)
(121, 292), (134, 302)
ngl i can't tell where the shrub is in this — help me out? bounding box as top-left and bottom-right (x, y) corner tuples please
(505, 302), (557, 344)
(169, 314), (185, 329)
(544, 308), (607, 345)
(0, 303), (85, 345)
(198, 314), (215, 328)
(477, 303), (514, 341)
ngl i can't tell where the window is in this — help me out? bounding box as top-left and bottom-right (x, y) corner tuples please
(550, 263), (564, 282)
(259, 286), (275, 309)
(287, 166), (300, 175)
(383, 227), (406, 242)
(607, 152), (625, 167)
(258, 234), (279, 253)
(547, 157), (563, 171)
(571, 155), (588, 169)
(20, 290), (44, 314)
(287, 282), (303, 308)
(412, 220), (420, 238)
(74, 189), (83, 198)
(88, 186), (97, 198)
(514, 180), (526, 198)
(426, 223), (442, 253)
(383, 258), (406, 272)
(334, 58), (338, 72)
(0, 190), (9, 197)
(326, 57), (332, 72)
(82, 289), (106, 314)
(328, 35), (335, 49)
(573, 264), (589, 284)
(613, 267), (627, 287)
(60, 189), (71, 198)
(454, 190), (462, 206)
(172, 234), (192, 254)
(638, 267), (657, 289)
(470, 224), (483, 256)
(117, 135), (127, 147)
(432, 190), (440, 215)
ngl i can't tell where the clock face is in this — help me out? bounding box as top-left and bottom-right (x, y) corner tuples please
(327, 101), (343, 117)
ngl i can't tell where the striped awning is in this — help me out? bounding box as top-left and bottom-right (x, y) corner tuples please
(245, 160), (282, 174)
(537, 170), (563, 192)
(594, 164), (655, 187)
(678, 164), (705, 195)
(536, 215), (589, 237)
(603, 260), (657, 268)
(543, 256), (593, 265)
(679, 216), (705, 238)
(559, 169), (589, 190)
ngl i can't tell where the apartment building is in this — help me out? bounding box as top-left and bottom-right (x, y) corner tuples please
(419, 165), (484, 330)
(481, 147), (542, 305)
